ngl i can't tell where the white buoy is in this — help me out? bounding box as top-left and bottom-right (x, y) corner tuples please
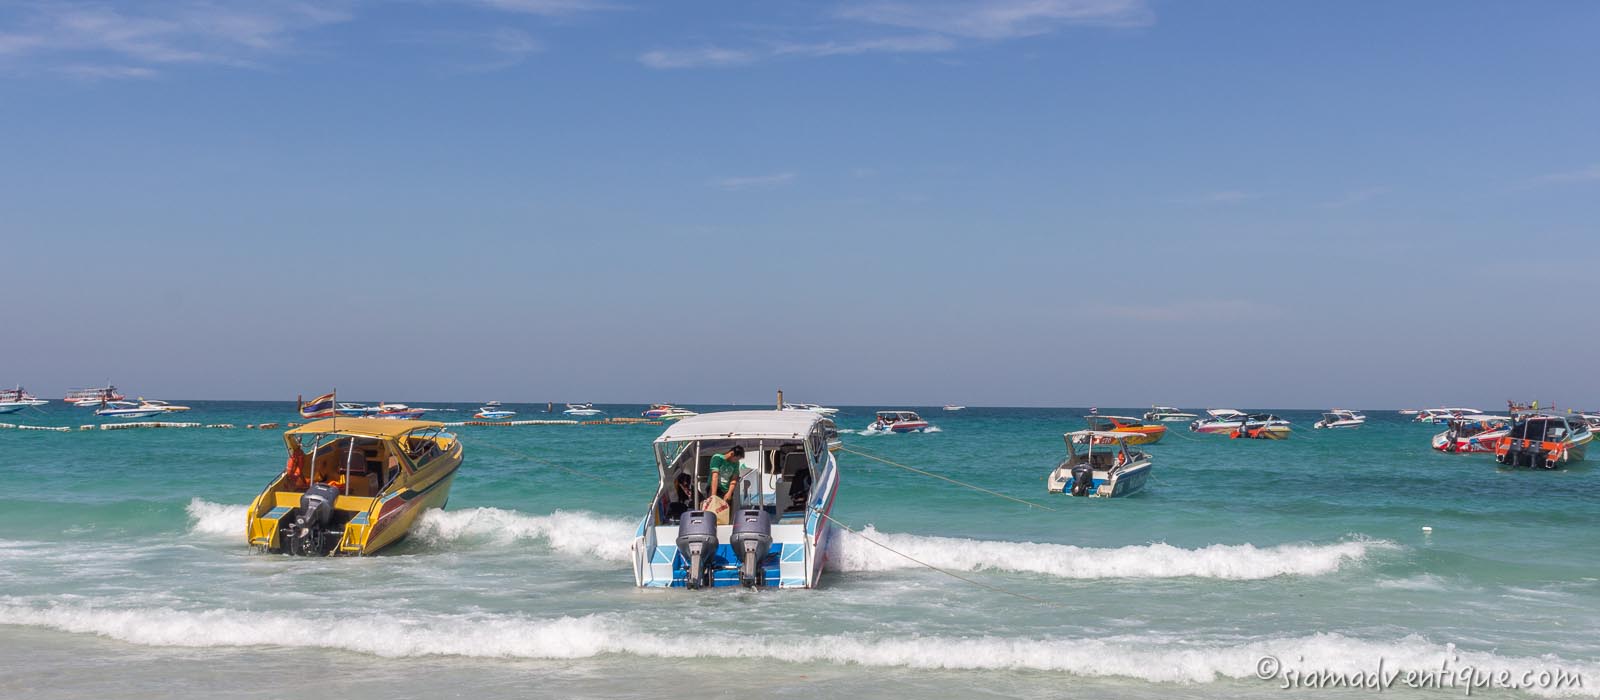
(1422, 526), (1433, 533)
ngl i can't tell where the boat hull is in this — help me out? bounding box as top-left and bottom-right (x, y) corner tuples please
(1048, 460), (1151, 498)
(1494, 434), (1591, 469)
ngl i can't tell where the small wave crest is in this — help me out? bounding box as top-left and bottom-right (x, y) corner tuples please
(411, 508), (637, 561)
(1, 603), (1592, 695)
(830, 526), (1392, 580)
(186, 499), (248, 536)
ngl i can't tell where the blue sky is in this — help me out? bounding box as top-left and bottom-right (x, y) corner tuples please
(2, 1), (1597, 408)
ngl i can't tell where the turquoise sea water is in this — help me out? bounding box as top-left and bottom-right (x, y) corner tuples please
(2, 403), (1597, 699)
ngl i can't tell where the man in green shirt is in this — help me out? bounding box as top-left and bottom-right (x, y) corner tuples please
(706, 446), (745, 503)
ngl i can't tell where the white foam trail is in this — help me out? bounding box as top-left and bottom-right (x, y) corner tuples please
(830, 526), (1392, 580)
(412, 507), (637, 562)
(1, 604), (1592, 695)
(186, 499), (247, 536)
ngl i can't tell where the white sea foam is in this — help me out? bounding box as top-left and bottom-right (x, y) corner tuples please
(186, 499), (248, 536)
(412, 507), (636, 561)
(1, 603), (1592, 695)
(830, 526), (1392, 580)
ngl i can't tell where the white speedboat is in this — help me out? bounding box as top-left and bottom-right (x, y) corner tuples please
(0, 387), (48, 414)
(867, 410), (932, 433)
(1414, 407), (1483, 424)
(781, 403), (839, 416)
(1047, 431), (1153, 498)
(474, 401), (516, 420)
(564, 403), (604, 416)
(1313, 409), (1366, 429)
(631, 410), (839, 589)
(1189, 409), (1249, 434)
(1143, 406), (1199, 422)
(94, 400), (169, 419)
(943, 404), (966, 411)
(138, 399), (191, 413)
(657, 408), (699, 421)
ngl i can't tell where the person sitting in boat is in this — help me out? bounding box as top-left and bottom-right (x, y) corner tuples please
(665, 473), (695, 522)
(705, 446), (744, 504)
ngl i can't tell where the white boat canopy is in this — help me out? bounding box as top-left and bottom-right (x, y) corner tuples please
(1064, 430), (1142, 443)
(1206, 408), (1247, 418)
(654, 410), (824, 443)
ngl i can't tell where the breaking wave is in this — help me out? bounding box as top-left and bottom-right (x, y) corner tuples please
(829, 526), (1393, 580)
(0, 603), (1591, 695)
(186, 499), (248, 536)
(411, 507), (636, 561)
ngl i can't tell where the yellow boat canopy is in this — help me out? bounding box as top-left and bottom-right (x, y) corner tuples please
(285, 417), (445, 439)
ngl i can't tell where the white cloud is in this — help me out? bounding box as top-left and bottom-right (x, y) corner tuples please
(0, 1), (352, 76)
(836, 0), (1152, 40)
(1528, 164), (1600, 187)
(55, 63), (160, 80)
(639, 46), (756, 69)
(711, 172), (797, 191)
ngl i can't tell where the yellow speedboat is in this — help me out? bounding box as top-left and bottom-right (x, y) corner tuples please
(247, 418), (462, 556)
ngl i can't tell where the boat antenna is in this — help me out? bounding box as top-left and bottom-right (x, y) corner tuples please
(776, 389), (784, 411)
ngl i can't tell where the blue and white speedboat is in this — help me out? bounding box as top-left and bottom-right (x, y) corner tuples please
(1046, 430), (1153, 498)
(632, 410), (840, 589)
(94, 400), (169, 420)
(474, 401), (516, 420)
(564, 403), (604, 416)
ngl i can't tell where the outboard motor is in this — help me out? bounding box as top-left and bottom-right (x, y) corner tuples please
(675, 510), (719, 589)
(1070, 465), (1094, 497)
(729, 509), (773, 587)
(285, 483), (341, 556)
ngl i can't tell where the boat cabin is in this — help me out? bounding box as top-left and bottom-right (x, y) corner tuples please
(876, 410), (922, 424)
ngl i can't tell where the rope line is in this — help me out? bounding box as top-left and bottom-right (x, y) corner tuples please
(814, 509), (1061, 607)
(838, 445), (1058, 512)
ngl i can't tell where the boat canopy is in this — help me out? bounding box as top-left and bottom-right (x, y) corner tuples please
(1206, 409), (1246, 418)
(655, 410), (823, 443)
(1065, 430), (1140, 442)
(286, 417), (445, 439)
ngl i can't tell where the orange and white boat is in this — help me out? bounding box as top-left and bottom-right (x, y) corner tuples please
(1494, 412), (1592, 469)
(1084, 414), (1167, 445)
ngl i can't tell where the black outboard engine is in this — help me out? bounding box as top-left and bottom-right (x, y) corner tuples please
(729, 509), (773, 587)
(1070, 465), (1094, 497)
(676, 510), (719, 589)
(284, 483), (341, 556)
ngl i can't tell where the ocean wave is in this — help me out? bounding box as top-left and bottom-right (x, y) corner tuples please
(829, 526), (1393, 580)
(186, 499), (247, 536)
(1, 603), (1592, 695)
(411, 507), (636, 561)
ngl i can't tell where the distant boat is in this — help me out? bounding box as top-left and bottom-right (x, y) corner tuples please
(374, 404), (427, 420)
(782, 403), (839, 416)
(1230, 414), (1293, 440)
(867, 410), (932, 433)
(1084, 415), (1167, 445)
(1189, 409), (1249, 434)
(65, 385), (123, 406)
(94, 400), (168, 419)
(1313, 409), (1366, 429)
(1143, 406), (1199, 422)
(657, 408), (699, 421)
(943, 404), (966, 411)
(474, 401), (516, 420)
(0, 386), (48, 414)
(643, 403), (683, 418)
(1414, 408), (1483, 424)
(564, 403), (604, 416)
(1432, 415), (1510, 453)
(138, 399), (191, 413)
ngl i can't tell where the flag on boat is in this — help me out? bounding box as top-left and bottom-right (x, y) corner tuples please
(299, 392), (336, 418)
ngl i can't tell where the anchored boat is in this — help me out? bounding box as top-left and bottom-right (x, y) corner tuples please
(564, 403), (604, 416)
(632, 411), (839, 589)
(1143, 406), (1199, 422)
(94, 400), (169, 419)
(0, 387), (48, 414)
(1047, 431), (1153, 498)
(1432, 415), (1510, 453)
(247, 418), (463, 556)
(1414, 407), (1483, 424)
(474, 401), (516, 420)
(64, 385), (124, 406)
(867, 410), (932, 433)
(1230, 414), (1292, 440)
(1190, 409), (1249, 434)
(1313, 409), (1366, 429)
(1494, 413), (1592, 469)
(1084, 414), (1166, 444)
